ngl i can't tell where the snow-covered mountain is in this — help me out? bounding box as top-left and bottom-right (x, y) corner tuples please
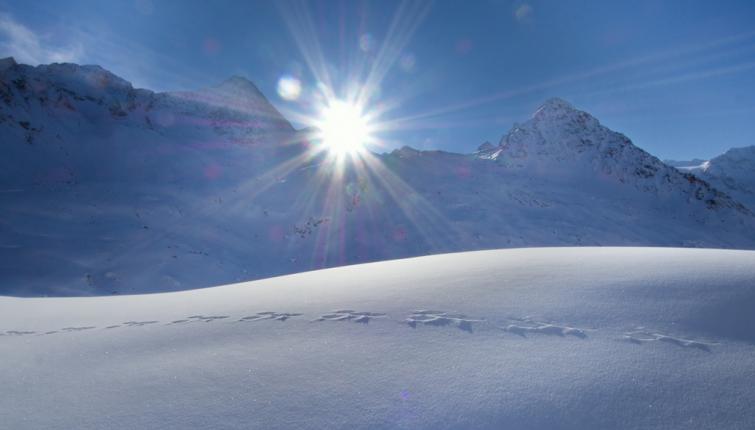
(664, 158), (707, 169)
(2, 58), (754, 296)
(667, 146), (755, 211)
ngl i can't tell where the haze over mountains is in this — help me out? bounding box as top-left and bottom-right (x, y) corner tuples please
(2, 57), (754, 296)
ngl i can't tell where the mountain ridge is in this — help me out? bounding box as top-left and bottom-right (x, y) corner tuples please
(667, 145), (755, 211)
(1, 59), (754, 296)
(477, 96), (748, 215)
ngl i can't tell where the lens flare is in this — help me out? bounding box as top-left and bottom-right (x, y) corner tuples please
(316, 100), (372, 156)
(277, 75), (302, 101)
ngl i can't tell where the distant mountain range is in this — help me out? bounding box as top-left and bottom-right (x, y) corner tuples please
(2, 57), (754, 296)
(666, 146), (755, 211)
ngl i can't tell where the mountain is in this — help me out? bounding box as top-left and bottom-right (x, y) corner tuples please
(1, 59), (754, 296)
(667, 146), (755, 211)
(664, 158), (707, 169)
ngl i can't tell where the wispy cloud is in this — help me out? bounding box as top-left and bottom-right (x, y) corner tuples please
(0, 14), (83, 64)
(0, 13), (205, 91)
(514, 4), (533, 22)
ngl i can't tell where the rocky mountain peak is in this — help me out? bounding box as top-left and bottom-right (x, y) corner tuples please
(493, 98), (618, 164)
(533, 97), (575, 115)
(213, 75), (266, 99)
(0, 56), (17, 71)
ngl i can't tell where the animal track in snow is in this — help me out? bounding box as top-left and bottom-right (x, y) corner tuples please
(622, 329), (711, 351)
(500, 317), (587, 338)
(61, 326), (96, 332)
(187, 315), (229, 323)
(2, 330), (36, 336)
(122, 320), (159, 327)
(0, 311), (721, 352)
(240, 312), (301, 322)
(316, 310), (386, 324)
(169, 315), (229, 324)
(405, 310), (482, 332)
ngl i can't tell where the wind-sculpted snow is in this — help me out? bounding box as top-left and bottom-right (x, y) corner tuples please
(2, 60), (755, 296)
(1, 248), (755, 429)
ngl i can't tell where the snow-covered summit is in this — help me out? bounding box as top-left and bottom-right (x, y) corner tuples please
(708, 145), (755, 174)
(477, 141), (495, 152)
(475, 98), (746, 215)
(0, 59), (142, 112)
(492, 97), (619, 163)
(532, 97), (580, 119)
(2, 60), (755, 296)
(191, 75), (272, 111)
(214, 75), (267, 97)
(166, 74), (294, 138)
(675, 145), (755, 210)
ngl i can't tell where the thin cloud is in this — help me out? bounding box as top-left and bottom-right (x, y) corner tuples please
(514, 4), (533, 22)
(0, 14), (83, 65)
(0, 12), (205, 91)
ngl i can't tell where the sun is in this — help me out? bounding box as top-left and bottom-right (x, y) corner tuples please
(316, 100), (372, 156)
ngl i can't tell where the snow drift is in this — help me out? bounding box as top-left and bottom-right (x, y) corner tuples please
(1, 247), (755, 429)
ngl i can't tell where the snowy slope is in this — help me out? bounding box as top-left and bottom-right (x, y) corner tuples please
(664, 158), (707, 168)
(0, 58), (309, 295)
(478, 98), (742, 212)
(667, 146), (755, 211)
(2, 59), (755, 296)
(2, 247), (755, 429)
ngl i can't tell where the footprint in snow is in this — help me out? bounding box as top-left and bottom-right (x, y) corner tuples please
(187, 315), (229, 323)
(61, 326), (96, 332)
(169, 315), (229, 324)
(622, 329), (711, 351)
(122, 321), (159, 327)
(500, 317), (587, 339)
(240, 312), (301, 322)
(316, 310), (386, 324)
(406, 310), (481, 332)
(2, 330), (36, 336)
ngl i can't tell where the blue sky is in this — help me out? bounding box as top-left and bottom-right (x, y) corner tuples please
(1, 0), (755, 160)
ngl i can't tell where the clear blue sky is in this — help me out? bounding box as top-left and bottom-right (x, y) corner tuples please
(1, 0), (755, 160)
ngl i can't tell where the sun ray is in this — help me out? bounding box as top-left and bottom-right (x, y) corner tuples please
(361, 29), (755, 127)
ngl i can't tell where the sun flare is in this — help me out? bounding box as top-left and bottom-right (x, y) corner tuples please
(316, 100), (372, 156)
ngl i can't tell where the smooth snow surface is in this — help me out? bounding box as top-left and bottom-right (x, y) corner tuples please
(2, 247), (755, 429)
